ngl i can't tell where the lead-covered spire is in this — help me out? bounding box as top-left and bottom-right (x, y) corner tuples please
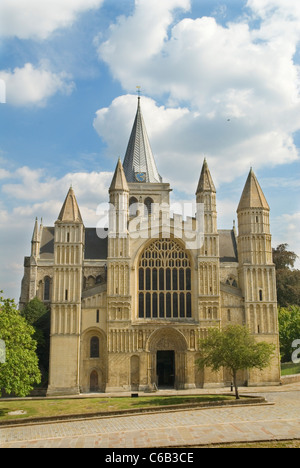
(123, 97), (162, 183)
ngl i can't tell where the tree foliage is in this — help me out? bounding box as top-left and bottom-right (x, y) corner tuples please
(278, 305), (300, 362)
(21, 297), (50, 385)
(197, 325), (275, 399)
(0, 292), (41, 397)
(272, 244), (300, 308)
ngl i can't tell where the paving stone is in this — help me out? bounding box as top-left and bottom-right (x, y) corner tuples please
(0, 385), (300, 448)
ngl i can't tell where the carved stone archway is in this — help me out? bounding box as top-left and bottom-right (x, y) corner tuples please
(146, 328), (188, 389)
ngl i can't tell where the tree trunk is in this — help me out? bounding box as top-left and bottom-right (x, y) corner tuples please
(233, 370), (240, 399)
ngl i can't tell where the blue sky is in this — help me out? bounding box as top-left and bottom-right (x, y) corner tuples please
(0, 0), (300, 301)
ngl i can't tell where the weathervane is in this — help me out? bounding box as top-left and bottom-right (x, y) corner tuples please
(136, 86), (141, 98)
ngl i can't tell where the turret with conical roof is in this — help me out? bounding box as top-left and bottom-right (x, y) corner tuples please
(48, 186), (85, 396)
(57, 186), (83, 224)
(31, 217), (40, 259)
(196, 158), (217, 235)
(236, 168), (278, 379)
(109, 158), (129, 193)
(237, 168), (269, 212)
(109, 158), (129, 245)
(237, 168), (272, 264)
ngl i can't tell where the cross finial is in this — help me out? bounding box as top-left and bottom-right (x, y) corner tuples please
(136, 85), (141, 99)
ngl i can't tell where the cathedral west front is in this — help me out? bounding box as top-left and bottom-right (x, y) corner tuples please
(19, 97), (281, 395)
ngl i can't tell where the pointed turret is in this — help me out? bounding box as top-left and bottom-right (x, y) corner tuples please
(123, 97), (162, 183)
(31, 217), (39, 243)
(57, 187), (83, 224)
(237, 167), (272, 265)
(196, 159), (217, 235)
(237, 168), (269, 212)
(196, 158), (216, 195)
(31, 217), (40, 258)
(109, 158), (129, 193)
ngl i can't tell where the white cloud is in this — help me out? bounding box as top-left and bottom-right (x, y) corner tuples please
(0, 164), (113, 300)
(93, 94), (299, 193)
(0, 62), (75, 107)
(95, 0), (300, 190)
(93, 94), (188, 160)
(0, 0), (105, 40)
(272, 211), (300, 269)
(0, 168), (10, 179)
(1, 166), (112, 209)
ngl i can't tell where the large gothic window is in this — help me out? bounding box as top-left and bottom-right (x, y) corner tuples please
(138, 239), (192, 319)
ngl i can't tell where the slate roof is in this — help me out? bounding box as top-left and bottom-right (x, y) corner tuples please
(39, 227), (237, 262)
(40, 227), (108, 261)
(123, 97), (162, 184)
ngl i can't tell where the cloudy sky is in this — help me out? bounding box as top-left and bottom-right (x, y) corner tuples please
(0, 0), (300, 301)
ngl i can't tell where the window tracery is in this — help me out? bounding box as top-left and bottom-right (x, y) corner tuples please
(138, 239), (192, 319)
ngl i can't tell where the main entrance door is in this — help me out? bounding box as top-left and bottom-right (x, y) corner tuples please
(157, 351), (175, 388)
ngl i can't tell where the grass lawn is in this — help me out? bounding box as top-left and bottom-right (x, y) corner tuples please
(281, 362), (300, 376)
(0, 394), (238, 422)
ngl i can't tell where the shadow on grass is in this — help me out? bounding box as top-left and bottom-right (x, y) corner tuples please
(0, 409), (9, 417)
(129, 395), (234, 408)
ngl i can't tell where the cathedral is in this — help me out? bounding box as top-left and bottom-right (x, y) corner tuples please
(19, 97), (280, 395)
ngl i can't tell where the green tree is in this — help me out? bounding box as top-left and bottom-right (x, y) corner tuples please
(272, 244), (300, 307)
(21, 296), (48, 325)
(0, 292), (41, 397)
(197, 325), (275, 399)
(278, 305), (300, 362)
(21, 297), (50, 385)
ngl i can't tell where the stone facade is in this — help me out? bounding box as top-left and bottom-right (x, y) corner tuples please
(19, 99), (281, 395)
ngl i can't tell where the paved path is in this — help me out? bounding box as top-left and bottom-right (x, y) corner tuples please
(0, 384), (300, 448)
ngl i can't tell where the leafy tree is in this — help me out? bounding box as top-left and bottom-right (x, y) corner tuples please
(21, 297), (50, 385)
(272, 244), (300, 307)
(273, 243), (298, 270)
(21, 296), (48, 325)
(278, 305), (300, 362)
(197, 325), (275, 399)
(0, 292), (41, 397)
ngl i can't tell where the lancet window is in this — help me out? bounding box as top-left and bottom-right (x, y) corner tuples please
(138, 239), (192, 319)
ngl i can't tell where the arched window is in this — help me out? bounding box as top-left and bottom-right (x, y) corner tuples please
(90, 336), (100, 358)
(129, 197), (139, 217)
(44, 277), (51, 301)
(138, 239), (192, 319)
(144, 197), (154, 216)
(96, 275), (102, 284)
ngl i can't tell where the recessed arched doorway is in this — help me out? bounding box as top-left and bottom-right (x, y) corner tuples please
(90, 370), (99, 392)
(147, 328), (188, 389)
(157, 350), (175, 387)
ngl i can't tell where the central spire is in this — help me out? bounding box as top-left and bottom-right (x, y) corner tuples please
(123, 97), (162, 184)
